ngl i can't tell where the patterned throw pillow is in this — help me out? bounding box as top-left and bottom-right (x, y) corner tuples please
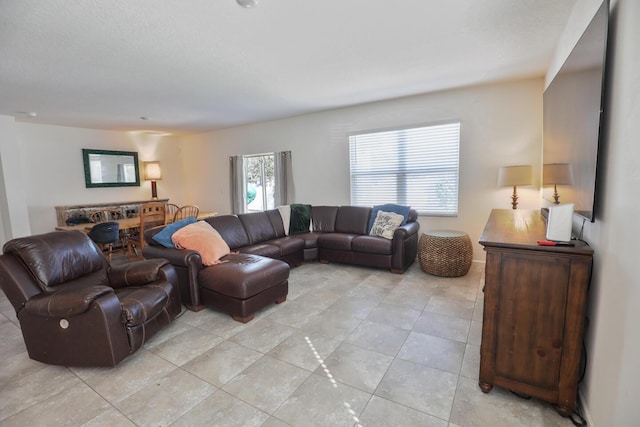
(369, 211), (404, 239)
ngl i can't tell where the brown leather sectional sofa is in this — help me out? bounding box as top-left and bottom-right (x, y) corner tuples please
(143, 205), (419, 321)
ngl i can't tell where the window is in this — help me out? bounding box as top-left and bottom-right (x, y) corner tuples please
(230, 151), (291, 214)
(349, 122), (460, 215)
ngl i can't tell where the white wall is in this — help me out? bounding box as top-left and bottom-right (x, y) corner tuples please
(0, 119), (189, 239)
(547, 0), (640, 424)
(181, 78), (544, 260)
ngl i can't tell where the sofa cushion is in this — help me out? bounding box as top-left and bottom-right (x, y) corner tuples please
(318, 233), (355, 251)
(239, 211), (277, 244)
(334, 206), (371, 235)
(152, 216), (196, 248)
(238, 243), (281, 259)
(205, 215), (250, 249)
(369, 211), (404, 239)
(289, 204), (312, 235)
(311, 206), (339, 233)
(294, 232), (321, 249)
(368, 204), (411, 232)
(266, 209), (287, 237)
(172, 221), (230, 266)
(352, 235), (393, 255)
(199, 253), (290, 299)
(268, 237), (305, 255)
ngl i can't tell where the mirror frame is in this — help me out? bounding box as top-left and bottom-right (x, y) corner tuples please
(82, 149), (141, 188)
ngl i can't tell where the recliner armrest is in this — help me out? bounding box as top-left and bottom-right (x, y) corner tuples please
(108, 259), (170, 288)
(24, 285), (113, 317)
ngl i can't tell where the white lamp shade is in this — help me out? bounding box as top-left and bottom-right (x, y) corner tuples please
(144, 161), (162, 180)
(497, 165), (532, 187)
(543, 163), (574, 186)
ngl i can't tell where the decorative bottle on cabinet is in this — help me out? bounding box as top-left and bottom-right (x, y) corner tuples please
(478, 209), (592, 417)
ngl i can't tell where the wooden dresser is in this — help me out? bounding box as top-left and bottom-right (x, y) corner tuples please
(478, 209), (593, 416)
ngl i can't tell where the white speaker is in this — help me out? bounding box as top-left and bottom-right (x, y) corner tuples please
(546, 203), (574, 242)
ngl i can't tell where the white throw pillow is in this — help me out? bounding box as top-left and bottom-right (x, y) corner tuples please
(369, 211), (404, 239)
(277, 205), (291, 235)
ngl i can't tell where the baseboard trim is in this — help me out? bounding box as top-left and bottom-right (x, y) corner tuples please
(578, 389), (596, 426)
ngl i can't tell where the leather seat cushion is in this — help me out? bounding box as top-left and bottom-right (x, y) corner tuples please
(238, 243), (281, 258)
(318, 233), (355, 251)
(351, 235), (393, 255)
(267, 237), (305, 255)
(116, 283), (171, 327)
(199, 254), (290, 299)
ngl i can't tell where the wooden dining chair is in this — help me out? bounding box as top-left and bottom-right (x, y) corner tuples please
(89, 209), (124, 223)
(127, 202), (166, 260)
(173, 205), (200, 223)
(164, 203), (180, 224)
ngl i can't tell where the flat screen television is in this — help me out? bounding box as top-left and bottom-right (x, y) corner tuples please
(542, 0), (608, 222)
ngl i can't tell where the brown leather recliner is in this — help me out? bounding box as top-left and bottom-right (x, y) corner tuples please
(0, 230), (182, 367)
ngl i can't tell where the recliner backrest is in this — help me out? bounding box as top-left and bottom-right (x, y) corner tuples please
(2, 231), (108, 291)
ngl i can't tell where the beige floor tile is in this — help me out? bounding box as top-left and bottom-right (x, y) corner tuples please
(460, 344), (480, 380)
(229, 318), (297, 353)
(274, 372), (371, 427)
(172, 389), (269, 427)
(0, 365), (81, 421)
(149, 325), (223, 365)
(81, 408), (137, 426)
(221, 355), (311, 413)
(0, 351), (47, 387)
(366, 302), (422, 330)
(301, 308), (362, 341)
(182, 340), (263, 387)
(425, 296), (476, 320)
(413, 311), (471, 343)
(324, 295), (382, 320)
(260, 416), (292, 427)
(359, 395), (448, 427)
(346, 320), (409, 356)
(382, 286), (432, 310)
(376, 358), (458, 420)
(450, 376), (574, 427)
(2, 382), (110, 426)
(142, 319), (198, 350)
(398, 332), (466, 374)
(82, 350), (177, 403)
(267, 331), (341, 371)
(180, 308), (248, 339)
(315, 342), (393, 393)
(468, 320), (482, 346)
(115, 368), (216, 426)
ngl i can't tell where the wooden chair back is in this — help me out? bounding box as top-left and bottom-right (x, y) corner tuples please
(174, 205), (200, 223)
(165, 203), (180, 224)
(128, 202), (166, 259)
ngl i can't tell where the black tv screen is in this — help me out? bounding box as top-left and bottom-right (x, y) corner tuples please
(543, 0), (608, 222)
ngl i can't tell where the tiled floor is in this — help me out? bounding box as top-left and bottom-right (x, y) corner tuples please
(0, 260), (576, 426)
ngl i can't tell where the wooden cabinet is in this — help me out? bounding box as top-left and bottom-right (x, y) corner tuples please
(478, 209), (592, 416)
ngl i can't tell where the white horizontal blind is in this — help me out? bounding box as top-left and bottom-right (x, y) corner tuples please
(349, 122), (460, 215)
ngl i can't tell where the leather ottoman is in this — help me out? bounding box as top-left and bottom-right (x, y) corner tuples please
(197, 253), (289, 322)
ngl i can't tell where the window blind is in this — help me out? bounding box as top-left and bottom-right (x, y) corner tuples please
(349, 122), (460, 215)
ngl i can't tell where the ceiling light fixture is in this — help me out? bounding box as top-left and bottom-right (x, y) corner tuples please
(237, 0), (259, 8)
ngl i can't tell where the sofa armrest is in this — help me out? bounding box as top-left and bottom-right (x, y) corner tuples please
(107, 259), (170, 288)
(390, 221), (420, 273)
(24, 285), (113, 317)
(142, 245), (204, 309)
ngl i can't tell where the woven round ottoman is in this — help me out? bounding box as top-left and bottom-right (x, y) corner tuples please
(418, 230), (473, 277)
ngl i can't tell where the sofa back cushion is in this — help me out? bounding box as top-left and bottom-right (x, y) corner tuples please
(3, 231), (107, 290)
(311, 206), (339, 233)
(205, 215), (250, 249)
(334, 206), (372, 235)
(238, 211), (277, 244)
(265, 209), (286, 237)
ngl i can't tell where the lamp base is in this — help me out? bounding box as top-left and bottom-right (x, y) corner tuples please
(552, 184), (560, 204)
(151, 180), (158, 199)
(511, 185), (519, 209)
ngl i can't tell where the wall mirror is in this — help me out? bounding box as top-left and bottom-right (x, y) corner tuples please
(82, 149), (140, 188)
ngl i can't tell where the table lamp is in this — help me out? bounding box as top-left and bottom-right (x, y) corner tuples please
(543, 163), (574, 204)
(143, 161), (162, 199)
(498, 165), (532, 209)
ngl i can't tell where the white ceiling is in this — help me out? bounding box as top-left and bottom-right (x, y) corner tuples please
(0, 0), (577, 135)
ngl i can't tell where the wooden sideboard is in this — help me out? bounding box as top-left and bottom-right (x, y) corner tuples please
(55, 199), (169, 226)
(478, 209), (593, 416)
